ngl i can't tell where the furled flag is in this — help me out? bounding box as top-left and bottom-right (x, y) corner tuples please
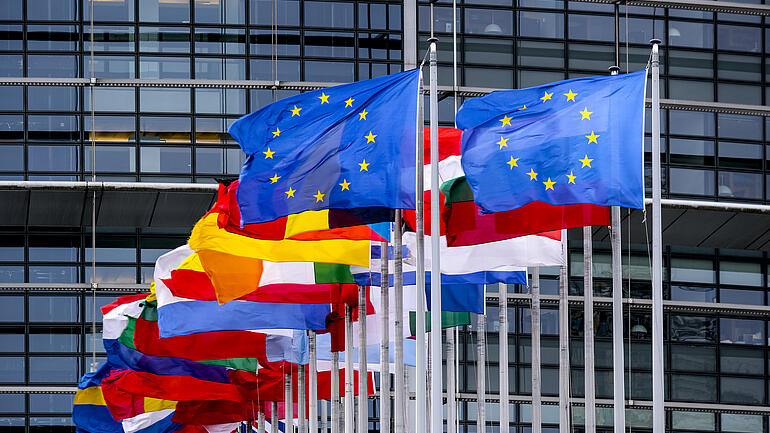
(404, 127), (610, 246)
(230, 69), (420, 224)
(457, 71), (647, 213)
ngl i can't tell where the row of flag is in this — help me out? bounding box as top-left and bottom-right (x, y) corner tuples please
(74, 67), (646, 432)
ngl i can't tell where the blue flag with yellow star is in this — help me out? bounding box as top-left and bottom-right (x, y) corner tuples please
(230, 69), (420, 224)
(457, 70), (647, 212)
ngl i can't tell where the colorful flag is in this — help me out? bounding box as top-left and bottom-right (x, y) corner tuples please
(457, 71), (647, 212)
(230, 69), (420, 224)
(73, 363), (123, 433)
(404, 127), (610, 246)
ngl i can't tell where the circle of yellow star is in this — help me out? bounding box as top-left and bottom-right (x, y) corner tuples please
(579, 107), (592, 120)
(290, 105), (301, 117)
(566, 171), (576, 184)
(272, 127), (281, 137)
(339, 179), (351, 191)
(506, 156), (519, 169)
(313, 190), (325, 203)
(364, 131), (377, 143)
(585, 131), (600, 144)
(344, 97), (354, 108)
(285, 187), (296, 198)
(526, 168), (538, 181)
(580, 155), (594, 168)
(269, 173), (280, 184)
(358, 159), (370, 171)
(540, 91), (553, 102)
(543, 177), (555, 190)
(564, 89), (577, 101)
(263, 147), (275, 159)
(318, 93), (330, 104)
(497, 136), (509, 149)
(499, 115), (512, 127)
(358, 110), (368, 120)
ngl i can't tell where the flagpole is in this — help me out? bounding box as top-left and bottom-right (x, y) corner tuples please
(272, 402), (279, 433)
(531, 268), (542, 433)
(650, 38), (664, 433)
(558, 230), (570, 433)
(380, 241), (390, 433)
(309, 331), (318, 433)
(344, 305), (354, 433)
(608, 65), (627, 433)
(331, 351), (340, 433)
(321, 397), (328, 433)
(299, 365), (307, 433)
(358, 285), (368, 433)
(499, 282), (509, 433)
(414, 64), (427, 433)
(476, 311), (486, 433)
(427, 36), (443, 433)
(583, 226), (596, 433)
(258, 409), (266, 433)
(393, 210), (405, 433)
(286, 372), (294, 433)
(446, 327), (456, 433)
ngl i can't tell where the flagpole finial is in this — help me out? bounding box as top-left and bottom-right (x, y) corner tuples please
(649, 38), (661, 45)
(608, 65), (620, 74)
(427, 37), (439, 44)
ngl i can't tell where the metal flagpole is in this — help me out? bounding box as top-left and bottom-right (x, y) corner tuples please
(476, 313), (486, 433)
(272, 402), (279, 433)
(331, 351), (340, 433)
(393, 210), (405, 433)
(446, 328), (456, 433)
(499, 283), (509, 433)
(531, 268), (542, 433)
(299, 367), (307, 433)
(344, 306), (354, 433)
(321, 399), (328, 433)
(309, 332), (318, 433)
(258, 409), (266, 433)
(583, 227), (596, 433)
(608, 65), (627, 433)
(358, 286), (368, 433)
(428, 36), (443, 433)
(414, 66), (427, 433)
(650, 38), (664, 433)
(380, 242), (390, 433)
(558, 230), (570, 433)
(286, 373), (294, 433)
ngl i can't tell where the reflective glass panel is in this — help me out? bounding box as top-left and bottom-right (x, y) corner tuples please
(668, 21), (713, 48)
(249, 0), (299, 26)
(568, 14), (614, 41)
(720, 260), (762, 286)
(669, 110), (714, 136)
(720, 288), (763, 305)
(141, 146), (191, 173)
(27, 146), (79, 172)
(249, 29), (299, 56)
(668, 167), (714, 196)
(668, 49), (712, 78)
(27, 115), (79, 142)
(0, 394), (24, 413)
(670, 344), (716, 371)
(28, 87), (78, 112)
(85, 87), (136, 112)
(519, 11), (563, 38)
(720, 318), (764, 345)
(195, 58), (245, 80)
(720, 376), (764, 404)
(670, 374), (717, 402)
(195, 0), (244, 24)
(84, 0), (134, 21)
(669, 138), (714, 166)
(27, 0), (77, 20)
(0, 297), (24, 322)
(29, 296), (80, 322)
(195, 28), (246, 54)
(720, 346), (764, 375)
(139, 0), (189, 22)
(85, 266), (137, 284)
(86, 26), (135, 52)
(466, 8), (513, 36)
(0, 146), (23, 172)
(139, 88), (191, 113)
(0, 1), (22, 20)
(139, 56), (191, 79)
(29, 394), (74, 413)
(722, 413), (763, 432)
(718, 24), (761, 53)
(717, 171), (762, 200)
(670, 315), (716, 343)
(0, 55), (22, 77)
(0, 357), (24, 383)
(29, 328), (80, 353)
(194, 89), (247, 115)
(27, 54), (78, 78)
(26, 25), (78, 51)
(29, 356), (80, 383)
(86, 55), (135, 79)
(139, 26), (190, 53)
(0, 87), (22, 111)
(85, 146), (136, 172)
(28, 266), (78, 284)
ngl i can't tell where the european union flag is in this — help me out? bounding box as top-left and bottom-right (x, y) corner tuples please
(457, 70), (647, 213)
(229, 69), (420, 225)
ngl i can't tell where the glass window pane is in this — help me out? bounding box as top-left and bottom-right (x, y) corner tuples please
(0, 1), (22, 20)
(0, 115), (23, 142)
(720, 260), (762, 287)
(672, 411), (715, 431)
(464, 38), (513, 65)
(668, 49), (712, 78)
(669, 21), (713, 48)
(139, 56), (190, 79)
(304, 60), (354, 83)
(619, 17), (664, 45)
(28, 87), (78, 112)
(0, 55), (23, 77)
(139, 0), (189, 22)
(718, 83), (761, 105)
(0, 394), (24, 413)
(249, 0), (299, 26)
(194, 89), (246, 116)
(568, 43), (614, 71)
(669, 110), (714, 137)
(250, 58), (300, 81)
(0, 146), (23, 172)
(669, 79), (713, 102)
(670, 315), (716, 343)
(195, 0), (244, 24)
(28, 146), (79, 172)
(0, 357), (24, 383)
(249, 29), (298, 56)
(717, 54), (761, 82)
(86, 25), (135, 52)
(720, 318), (764, 345)
(720, 288), (763, 305)
(465, 67), (512, 88)
(517, 41), (563, 70)
(140, 116), (190, 143)
(718, 24), (761, 53)
(85, 146), (136, 173)
(669, 167), (714, 196)
(85, 87), (135, 113)
(195, 58), (245, 80)
(26, 25), (78, 51)
(29, 296), (80, 322)
(139, 88), (191, 113)
(86, 55), (136, 79)
(718, 171), (762, 200)
(141, 146), (191, 173)
(195, 28), (246, 55)
(84, 0), (134, 21)
(139, 26), (190, 53)
(28, 266), (78, 284)
(519, 11), (563, 38)
(27, 115), (79, 142)
(568, 14), (613, 41)
(27, 54), (78, 78)
(720, 376), (764, 404)
(669, 138), (714, 166)
(720, 346), (763, 375)
(721, 413), (763, 433)
(86, 266), (137, 284)
(29, 328), (80, 353)
(671, 257), (714, 283)
(670, 344), (716, 371)
(29, 356), (80, 383)
(0, 87), (22, 111)
(718, 114), (762, 141)
(718, 141), (762, 170)
(670, 374), (717, 402)
(29, 394), (74, 413)
(304, 1), (354, 29)
(27, 0), (76, 20)
(0, 297), (24, 322)
(28, 235), (79, 262)
(91, 115), (136, 143)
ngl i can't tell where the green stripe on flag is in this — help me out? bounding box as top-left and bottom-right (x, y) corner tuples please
(140, 302), (158, 321)
(117, 316), (137, 350)
(198, 358), (259, 372)
(440, 176), (473, 206)
(409, 311), (472, 335)
(314, 263), (356, 284)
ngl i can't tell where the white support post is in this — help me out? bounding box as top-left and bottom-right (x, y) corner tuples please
(446, 328), (456, 433)
(299, 368), (307, 433)
(558, 230), (570, 433)
(258, 410), (266, 433)
(414, 69), (427, 433)
(321, 398), (328, 433)
(380, 241), (390, 433)
(650, 38), (665, 433)
(393, 210), (405, 433)
(272, 402), (279, 433)
(331, 351), (340, 433)
(358, 286), (368, 433)
(345, 306), (354, 433)
(286, 373), (294, 433)
(309, 331), (318, 433)
(531, 269), (542, 433)
(476, 314), (486, 433)
(583, 226), (596, 433)
(499, 283), (509, 433)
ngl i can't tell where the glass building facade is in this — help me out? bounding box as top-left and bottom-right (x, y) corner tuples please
(0, 0), (769, 432)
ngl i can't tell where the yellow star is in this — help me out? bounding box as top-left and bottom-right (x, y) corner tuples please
(338, 179), (351, 191)
(497, 136), (509, 150)
(285, 187), (296, 198)
(506, 156), (519, 169)
(359, 159), (370, 171)
(269, 173), (280, 184)
(290, 105), (301, 117)
(540, 91), (553, 102)
(580, 155), (594, 168)
(263, 147), (275, 159)
(318, 92), (330, 104)
(585, 131), (600, 144)
(272, 127), (282, 137)
(518, 105), (527, 110)
(566, 171), (576, 184)
(526, 168), (538, 181)
(579, 107), (592, 120)
(358, 109), (368, 120)
(344, 97), (354, 108)
(543, 177), (555, 191)
(499, 115), (512, 127)
(313, 190), (325, 203)
(364, 131), (377, 143)
(564, 89), (577, 101)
